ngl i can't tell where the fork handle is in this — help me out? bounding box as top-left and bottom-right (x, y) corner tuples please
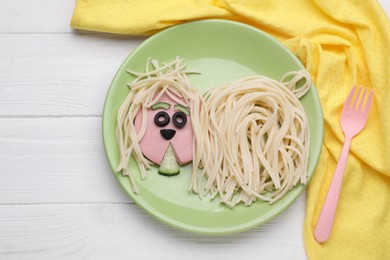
(314, 137), (352, 243)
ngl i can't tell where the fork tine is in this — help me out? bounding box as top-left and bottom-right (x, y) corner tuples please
(357, 87), (367, 111)
(352, 86), (362, 109)
(363, 89), (374, 113)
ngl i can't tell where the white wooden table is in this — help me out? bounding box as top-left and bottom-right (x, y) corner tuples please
(1, 1), (388, 259)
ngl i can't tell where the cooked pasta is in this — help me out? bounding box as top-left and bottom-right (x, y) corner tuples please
(191, 71), (311, 207)
(116, 57), (311, 207)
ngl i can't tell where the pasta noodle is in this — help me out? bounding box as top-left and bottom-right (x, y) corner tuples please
(193, 72), (311, 207)
(116, 57), (311, 207)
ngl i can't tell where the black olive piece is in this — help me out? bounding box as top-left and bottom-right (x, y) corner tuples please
(160, 129), (176, 140)
(154, 111), (170, 127)
(172, 111), (187, 128)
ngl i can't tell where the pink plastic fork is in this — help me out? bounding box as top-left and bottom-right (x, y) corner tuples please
(314, 86), (373, 243)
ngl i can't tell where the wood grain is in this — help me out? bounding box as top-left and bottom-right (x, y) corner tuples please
(0, 0), (74, 33)
(0, 34), (144, 116)
(0, 202), (306, 260)
(0, 117), (129, 203)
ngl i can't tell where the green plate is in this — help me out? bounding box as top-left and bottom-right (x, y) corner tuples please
(102, 20), (323, 235)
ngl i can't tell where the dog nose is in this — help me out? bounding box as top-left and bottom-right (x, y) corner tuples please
(160, 129), (176, 140)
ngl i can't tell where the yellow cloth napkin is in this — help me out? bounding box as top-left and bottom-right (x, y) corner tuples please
(71, 0), (390, 258)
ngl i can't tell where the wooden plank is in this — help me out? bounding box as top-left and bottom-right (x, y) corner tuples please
(0, 117), (130, 203)
(0, 0), (75, 33)
(0, 34), (144, 116)
(0, 202), (306, 259)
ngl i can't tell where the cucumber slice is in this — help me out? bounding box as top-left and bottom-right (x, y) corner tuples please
(151, 102), (170, 110)
(174, 104), (190, 115)
(158, 143), (180, 176)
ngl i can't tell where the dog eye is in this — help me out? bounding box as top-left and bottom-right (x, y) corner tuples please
(154, 111), (170, 127)
(172, 111), (187, 128)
